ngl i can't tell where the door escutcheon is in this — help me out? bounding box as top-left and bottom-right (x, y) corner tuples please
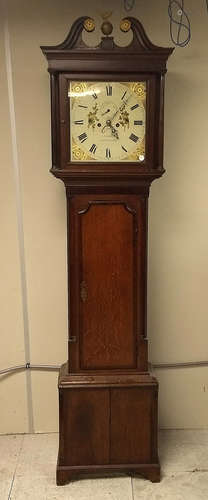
(80, 281), (88, 302)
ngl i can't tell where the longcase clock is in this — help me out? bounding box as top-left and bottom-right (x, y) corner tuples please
(41, 16), (173, 485)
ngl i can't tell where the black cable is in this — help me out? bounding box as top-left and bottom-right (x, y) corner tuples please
(168, 0), (191, 47)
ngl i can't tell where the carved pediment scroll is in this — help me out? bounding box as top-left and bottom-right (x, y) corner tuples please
(41, 16), (174, 72)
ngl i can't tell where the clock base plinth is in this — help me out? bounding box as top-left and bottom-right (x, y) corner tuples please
(57, 363), (160, 485)
(56, 463), (160, 486)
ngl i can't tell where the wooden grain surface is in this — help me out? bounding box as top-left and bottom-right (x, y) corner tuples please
(59, 388), (109, 466)
(68, 193), (147, 373)
(80, 203), (135, 369)
(110, 387), (152, 464)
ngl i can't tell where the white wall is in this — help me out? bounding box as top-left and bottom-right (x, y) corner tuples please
(0, 0), (208, 433)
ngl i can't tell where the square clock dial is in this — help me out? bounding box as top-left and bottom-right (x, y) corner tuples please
(69, 81), (146, 163)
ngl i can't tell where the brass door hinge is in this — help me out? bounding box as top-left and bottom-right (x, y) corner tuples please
(68, 336), (77, 343)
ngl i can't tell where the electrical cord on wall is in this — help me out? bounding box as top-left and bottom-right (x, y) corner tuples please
(123, 0), (192, 47)
(0, 363), (60, 375)
(168, 0), (191, 46)
(1, 360), (208, 376)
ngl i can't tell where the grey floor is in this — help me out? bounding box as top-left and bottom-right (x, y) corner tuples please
(1, 431), (208, 499)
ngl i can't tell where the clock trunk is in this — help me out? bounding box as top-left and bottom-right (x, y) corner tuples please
(68, 193), (148, 373)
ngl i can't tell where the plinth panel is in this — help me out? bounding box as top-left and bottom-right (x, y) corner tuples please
(110, 387), (152, 463)
(59, 388), (109, 466)
(57, 367), (160, 484)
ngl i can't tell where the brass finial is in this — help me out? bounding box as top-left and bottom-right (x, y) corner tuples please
(84, 18), (95, 32)
(120, 18), (131, 32)
(101, 20), (113, 36)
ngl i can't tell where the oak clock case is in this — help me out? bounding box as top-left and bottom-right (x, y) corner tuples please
(41, 16), (173, 486)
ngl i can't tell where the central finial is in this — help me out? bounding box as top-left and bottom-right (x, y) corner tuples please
(101, 20), (113, 36)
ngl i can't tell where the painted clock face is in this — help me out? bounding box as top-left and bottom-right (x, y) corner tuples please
(69, 81), (146, 163)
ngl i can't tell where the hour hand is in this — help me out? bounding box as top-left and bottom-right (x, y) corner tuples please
(101, 108), (110, 116)
(110, 126), (119, 139)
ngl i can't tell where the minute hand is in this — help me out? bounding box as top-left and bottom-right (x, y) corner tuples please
(111, 95), (131, 123)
